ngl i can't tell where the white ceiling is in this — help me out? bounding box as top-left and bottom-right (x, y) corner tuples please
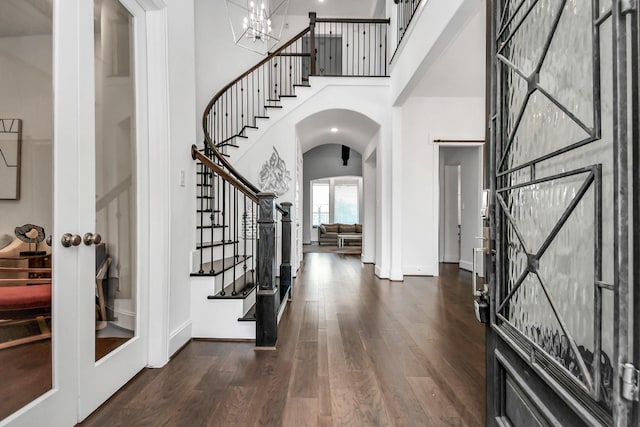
(287, 0), (385, 18)
(409, 7), (486, 98)
(296, 108), (380, 154)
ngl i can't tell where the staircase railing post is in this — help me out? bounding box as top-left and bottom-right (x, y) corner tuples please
(309, 12), (317, 76)
(256, 192), (278, 348)
(279, 202), (293, 301)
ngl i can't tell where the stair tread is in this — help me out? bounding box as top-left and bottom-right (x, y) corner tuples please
(216, 143), (240, 149)
(196, 209), (221, 213)
(264, 105), (283, 109)
(196, 240), (238, 249)
(191, 255), (252, 277)
(255, 116), (270, 119)
(208, 271), (256, 299)
(238, 304), (256, 321)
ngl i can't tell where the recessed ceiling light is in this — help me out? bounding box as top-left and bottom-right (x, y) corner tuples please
(331, 127), (338, 133)
(319, 0), (325, 2)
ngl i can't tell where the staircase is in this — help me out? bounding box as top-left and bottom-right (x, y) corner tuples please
(190, 13), (390, 345)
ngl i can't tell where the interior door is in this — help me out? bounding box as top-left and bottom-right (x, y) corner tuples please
(76, 0), (150, 420)
(486, 1), (639, 426)
(2, 0), (84, 425)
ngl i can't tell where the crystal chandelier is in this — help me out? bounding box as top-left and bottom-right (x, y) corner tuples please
(243, 1), (272, 42)
(226, 0), (290, 55)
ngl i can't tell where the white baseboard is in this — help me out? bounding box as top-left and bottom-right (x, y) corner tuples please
(169, 320), (192, 357)
(375, 265), (389, 279)
(403, 264), (438, 276)
(442, 255), (459, 263)
(459, 259), (473, 272)
(277, 297), (288, 323)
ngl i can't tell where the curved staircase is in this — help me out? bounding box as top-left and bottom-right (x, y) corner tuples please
(190, 12), (390, 345)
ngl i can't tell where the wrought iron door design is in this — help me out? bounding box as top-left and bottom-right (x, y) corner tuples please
(489, 0), (638, 425)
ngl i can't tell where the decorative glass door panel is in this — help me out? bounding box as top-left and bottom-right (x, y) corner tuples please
(489, 0), (638, 425)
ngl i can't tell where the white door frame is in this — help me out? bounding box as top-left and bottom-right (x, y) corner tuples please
(76, 0), (172, 420)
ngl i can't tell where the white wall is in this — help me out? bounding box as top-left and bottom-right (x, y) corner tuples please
(302, 143), (362, 243)
(362, 140), (377, 263)
(231, 78), (391, 276)
(440, 165), (460, 263)
(0, 35), (53, 239)
(389, 0), (480, 105)
(166, 0), (198, 358)
(400, 96), (484, 276)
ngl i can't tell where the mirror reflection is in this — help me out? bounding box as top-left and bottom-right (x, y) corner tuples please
(93, 0), (137, 361)
(0, 0), (54, 419)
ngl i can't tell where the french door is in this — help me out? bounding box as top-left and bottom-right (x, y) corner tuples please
(486, 1), (639, 426)
(3, 0), (150, 425)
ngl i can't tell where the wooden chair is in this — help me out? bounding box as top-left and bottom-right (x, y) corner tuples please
(0, 265), (52, 350)
(95, 256), (111, 330)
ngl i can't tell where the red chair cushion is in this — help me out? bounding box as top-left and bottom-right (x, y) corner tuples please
(0, 284), (51, 318)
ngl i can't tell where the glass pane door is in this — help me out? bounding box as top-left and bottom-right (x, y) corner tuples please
(93, 0), (137, 362)
(0, 2), (54, 415)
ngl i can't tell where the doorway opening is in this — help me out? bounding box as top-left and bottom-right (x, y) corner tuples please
(437, 144), (484, 277)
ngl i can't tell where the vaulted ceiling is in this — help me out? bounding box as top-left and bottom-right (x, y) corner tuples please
(287, 0), (385, 18)
(296, 109), (380, 155)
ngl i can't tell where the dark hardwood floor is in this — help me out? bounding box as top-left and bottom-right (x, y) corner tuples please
(80, 255), (486, 426)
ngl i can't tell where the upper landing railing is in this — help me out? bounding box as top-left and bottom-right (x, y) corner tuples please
(391, 0), (423, 61)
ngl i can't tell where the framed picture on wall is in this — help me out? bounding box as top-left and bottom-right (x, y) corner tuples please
(0, 119), (22, 200)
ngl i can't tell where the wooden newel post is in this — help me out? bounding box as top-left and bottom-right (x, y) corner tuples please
(309, 12), (317, 76)
(256, 192), (278, 348)
(279, 202), (293, 301)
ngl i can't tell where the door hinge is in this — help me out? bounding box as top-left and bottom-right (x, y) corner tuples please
(621, 363), (640, 401)
(621, 0), (637, 14)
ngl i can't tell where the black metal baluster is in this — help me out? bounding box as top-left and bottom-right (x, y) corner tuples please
(232, 186), (238, 296)
(198, 164), (205, 274)
(242, 194), (248, 293)
(220, 179), (226, 295)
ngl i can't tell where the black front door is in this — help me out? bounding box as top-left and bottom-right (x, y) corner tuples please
(486, 1), (639, 425)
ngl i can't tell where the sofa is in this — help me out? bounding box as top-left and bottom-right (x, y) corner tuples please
(318, 223), (362, 246)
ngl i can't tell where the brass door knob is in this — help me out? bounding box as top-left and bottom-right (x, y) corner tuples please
(83, 233), (102, 246)
(61, 233), (82, 247)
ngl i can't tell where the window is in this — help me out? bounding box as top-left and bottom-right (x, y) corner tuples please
(312, 181), (329, 226)
(334, 183), (359, 224)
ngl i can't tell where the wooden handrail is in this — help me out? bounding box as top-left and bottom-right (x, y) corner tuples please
(192, 146), (288, 215)
(200, 16), (393, 197)
(201, 26), (312, 194)
(192, 146), (259, 203)
(315, 18), (391, 24)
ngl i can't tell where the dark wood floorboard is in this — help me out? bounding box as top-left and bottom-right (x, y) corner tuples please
(80, 255), (485, 426)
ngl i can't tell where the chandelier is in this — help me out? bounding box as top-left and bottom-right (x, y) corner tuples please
(226, 0), (290, 55)
(243, 1), (272, 42)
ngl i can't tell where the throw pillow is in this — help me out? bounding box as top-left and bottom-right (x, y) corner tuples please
(355, 224), (362, 233)
(339, 224), (355, 233)
(319, 225), (327, 233)
(324, 224), (339, 233)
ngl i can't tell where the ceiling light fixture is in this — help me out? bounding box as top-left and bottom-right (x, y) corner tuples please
(226, 0), (290, 55)
(331, 127), (338, 133)
(243, 1), (272, 42)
